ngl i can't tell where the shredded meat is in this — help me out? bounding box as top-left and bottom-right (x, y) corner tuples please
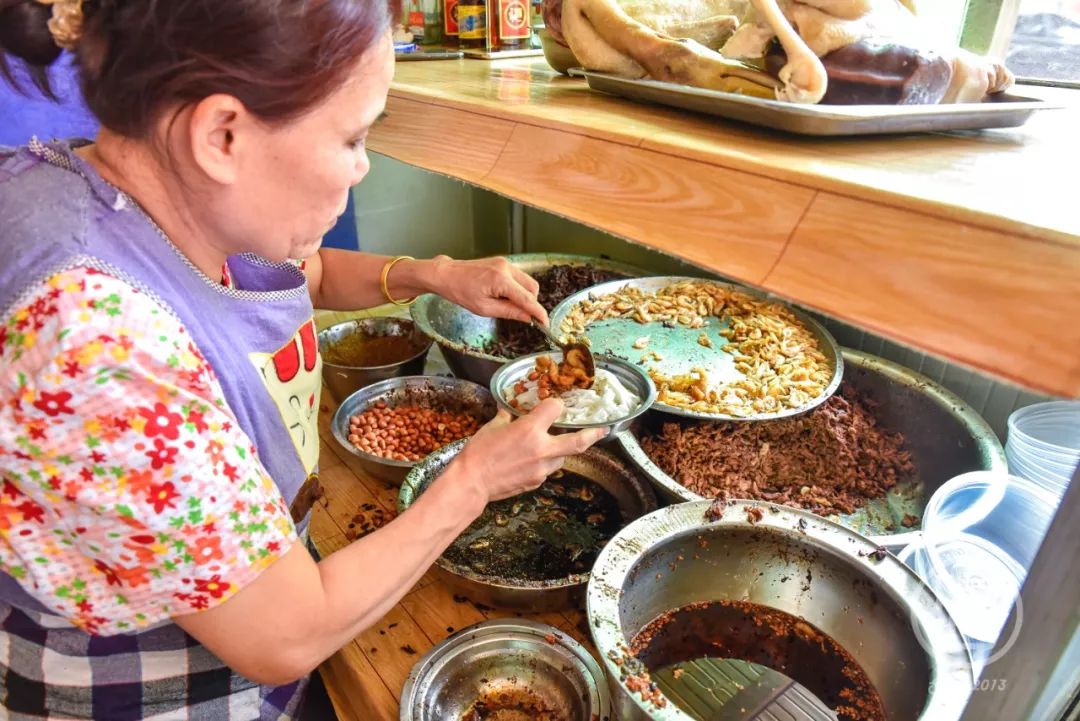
(639, 384), (915, 516)
(485, 264), (627, 358)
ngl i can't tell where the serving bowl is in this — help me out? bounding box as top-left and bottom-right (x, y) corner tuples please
(400, 618), (612, 721)
(331, 375), (496, 485)
(490, 351), (657, 438)
(318, 317), (432, 402)
(399, 440), (657, 611)
(617, 348), (1006, 549)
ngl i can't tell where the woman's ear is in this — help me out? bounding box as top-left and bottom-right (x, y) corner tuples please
(187, 94), (250, 185)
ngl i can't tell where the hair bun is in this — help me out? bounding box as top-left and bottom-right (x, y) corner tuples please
(0, 0), (63, 95)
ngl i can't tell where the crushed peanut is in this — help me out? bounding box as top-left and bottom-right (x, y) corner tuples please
(560, 280), (832, 417)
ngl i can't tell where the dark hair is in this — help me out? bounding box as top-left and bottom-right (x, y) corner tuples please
(0, 0), (401, 137)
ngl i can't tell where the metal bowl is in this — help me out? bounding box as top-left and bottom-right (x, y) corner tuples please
(318, 317), (433, 402)
(331, 376), (496, 485)
(490, 351), (658, 438)
(588, 501), (974, 721)
(410, 253), (647, 386)
(401, 619), (613, 721)
(617, 348), (1007, 549)
(549, 276), (843, 422)
(399, 440), (658, 611)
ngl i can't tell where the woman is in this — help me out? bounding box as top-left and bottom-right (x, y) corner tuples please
(0, 0), (605, 718)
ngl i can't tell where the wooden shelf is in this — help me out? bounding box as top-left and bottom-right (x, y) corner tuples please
(369, 58), (1080, 397)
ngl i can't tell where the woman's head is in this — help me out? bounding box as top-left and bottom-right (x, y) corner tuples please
(0, 0), (400, 262)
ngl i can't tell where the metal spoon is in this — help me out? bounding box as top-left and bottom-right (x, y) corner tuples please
(531, 319), (596, 387)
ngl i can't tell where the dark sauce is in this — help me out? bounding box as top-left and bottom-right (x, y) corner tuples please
(322, 333), (421, 367)
(460, 687), (566, 721)
(443, 471), (622, 581)
(628, 600), (886, 721)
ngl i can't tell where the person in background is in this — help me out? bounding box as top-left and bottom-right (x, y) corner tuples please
(0, 0), (605, 718)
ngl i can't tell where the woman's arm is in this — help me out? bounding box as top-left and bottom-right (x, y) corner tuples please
(306, 248), (549, 324)
(173, 401), (604, 685)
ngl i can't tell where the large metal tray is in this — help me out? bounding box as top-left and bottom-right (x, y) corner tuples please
(549, 276), (842, 422)
(572, 69), (1061, 136)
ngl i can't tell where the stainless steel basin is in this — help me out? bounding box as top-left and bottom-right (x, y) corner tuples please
(617, 348), (1007, 549)
(587, 501), (975, 721)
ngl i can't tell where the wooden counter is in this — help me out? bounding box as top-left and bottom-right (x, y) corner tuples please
(369, 58), (1080, 398)
(311, 393), (601, 721)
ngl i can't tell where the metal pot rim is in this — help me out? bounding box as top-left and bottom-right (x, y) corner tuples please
(615, 346), (1007, 549)
(586, 499), (975, 721)
(318, 317), (433, 371)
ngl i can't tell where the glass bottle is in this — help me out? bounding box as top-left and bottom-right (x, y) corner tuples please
(457, 0), (487, 49)
(492, 0), (531, 51)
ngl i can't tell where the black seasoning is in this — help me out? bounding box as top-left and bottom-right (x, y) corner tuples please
(442, 472), (622, 581)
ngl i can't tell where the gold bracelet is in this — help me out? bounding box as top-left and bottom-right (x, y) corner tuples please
(380, 255), (418, 306)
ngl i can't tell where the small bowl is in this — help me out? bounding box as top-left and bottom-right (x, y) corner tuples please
(331, 375), (497, 485)
(318, 318), (433, 402)
(538, 28), (581, 75)
(400, 618), (612, 721)
(490, 351), (657, 437)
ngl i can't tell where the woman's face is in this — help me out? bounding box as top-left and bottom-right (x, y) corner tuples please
(217, 32), (395, 262)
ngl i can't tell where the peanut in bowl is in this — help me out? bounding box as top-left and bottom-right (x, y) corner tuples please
(490, 352), (657, 437)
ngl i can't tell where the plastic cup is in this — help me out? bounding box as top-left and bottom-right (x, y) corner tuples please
(911, 472), (1058, 645)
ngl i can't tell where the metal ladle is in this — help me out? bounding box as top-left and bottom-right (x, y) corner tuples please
(531, 319), (596, 387)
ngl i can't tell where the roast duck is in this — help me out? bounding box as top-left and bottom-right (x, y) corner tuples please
(542, 0), (1014, 104)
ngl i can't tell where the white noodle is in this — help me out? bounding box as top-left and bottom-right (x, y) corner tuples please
(507, 368), (640, 424)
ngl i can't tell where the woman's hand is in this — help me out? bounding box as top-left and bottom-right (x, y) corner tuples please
(448, 399), (607, 503)
(428, 255), (549, 324)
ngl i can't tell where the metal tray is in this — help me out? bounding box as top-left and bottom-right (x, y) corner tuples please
(572, 69), (1062, 136)
(549, 276), (842, 422)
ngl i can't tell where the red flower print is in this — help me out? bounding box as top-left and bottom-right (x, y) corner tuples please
(2, 480), (21, 500)
(17, 500), (45, 524)
(146, 438), (178, 470)
(194, 575), (231, 599)
(222, 462), (238, 483)
(186, 409), (209, 433)
(33, 391), (74, 417)
(27, 421), (47, 441)
(90, 450), (106, 464)
(146, 481), (180, 514)
(116, 564), (150, 589)
(94, 559), (122, 587)
(127, 469), (155, 494)
(79, 467), (94, 482)
(192, 536), (224, 566)
(77, 599), (93, 613)
(189, 595), (210, 611)
(267, 541), (281, 553)
(138, 402), (184, 441)
(62, 360), (81, 378)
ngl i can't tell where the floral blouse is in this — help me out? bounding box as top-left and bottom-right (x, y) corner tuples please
(0, 266), (297, 635)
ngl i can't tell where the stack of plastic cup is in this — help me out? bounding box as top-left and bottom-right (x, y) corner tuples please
(1006, 401), (1080, 498)
(898, 471), (1058, 676)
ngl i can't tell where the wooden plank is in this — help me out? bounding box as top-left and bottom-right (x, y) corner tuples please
(319, 641), (399, 721)
(356, 605), (434, 702)
(369, 96), (515, 184)
(482, 124), (813, 286)
(765, 192), (1080, 397)
(384, 57), (1080, 242)
(400, 580), (488, 644)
